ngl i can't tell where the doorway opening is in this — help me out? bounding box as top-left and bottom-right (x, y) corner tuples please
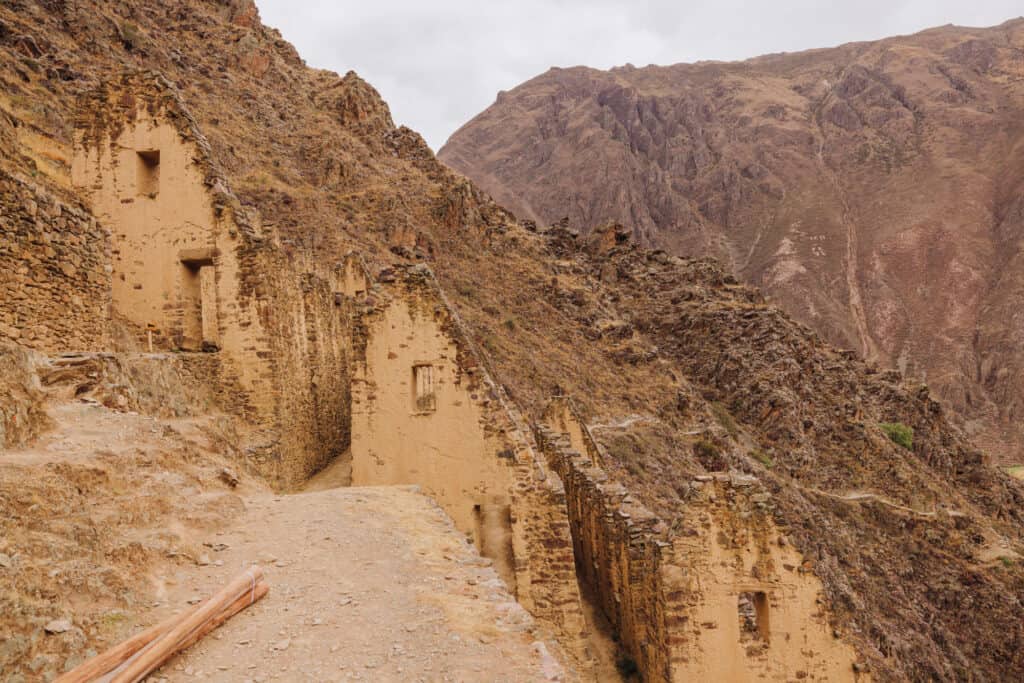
(179, 250), (218, 351)
(472, 503), (516, 591)
(738, 591), (771, 644)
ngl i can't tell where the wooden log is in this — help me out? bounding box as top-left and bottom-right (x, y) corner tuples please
(110, 566), (265, 683)
(57, 573), (269, 683)
(100, 580), (270, 683)
(53, 612), (189, 683)
(178, 579), (268, 651)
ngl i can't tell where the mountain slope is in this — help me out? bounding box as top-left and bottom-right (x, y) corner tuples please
(439, 18), (1024, 464)
(4, 2), (1024, 680)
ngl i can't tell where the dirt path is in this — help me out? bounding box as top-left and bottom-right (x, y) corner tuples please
(1, 359), (574, 681)
(2, 400), (223, 468)
(143, 485), (568, 682)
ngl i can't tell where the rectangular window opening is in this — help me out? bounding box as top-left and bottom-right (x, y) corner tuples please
(136, 149), (160, 197)
(413, 363), (436, 413)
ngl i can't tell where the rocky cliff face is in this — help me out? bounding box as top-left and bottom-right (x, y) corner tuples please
(6, 2), (1024, 680)
(440, 19), (1024, 464)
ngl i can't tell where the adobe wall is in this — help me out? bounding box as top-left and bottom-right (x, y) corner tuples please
(72, 77), (256, 356)
(671, 474), (864, 681)
(535, 421), (678, 680)
(543, 396), (605, 467)
(70, 74), (350, 487)
(256, 260), (353, 486)
(0, 169), (110, 351)
(537, 406), (866, 682)
(350, 264), (588, 659)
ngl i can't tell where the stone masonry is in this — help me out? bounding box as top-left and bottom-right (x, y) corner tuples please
(0, 169), (110, 351)
(537, 400), (864, 682)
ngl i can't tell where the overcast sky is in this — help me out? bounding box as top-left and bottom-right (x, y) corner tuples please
(258, 1), (1022, 151)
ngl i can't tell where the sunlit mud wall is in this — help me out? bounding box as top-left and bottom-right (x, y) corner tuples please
(538, 404), (865, 682)
(71, 74), (349, 486)
(350, 266), (515, 536)
(671, 475), (865, 681)
(73, 79), (244, 354)
(0, 169), (110, 351)
(350, 264), (588, 658)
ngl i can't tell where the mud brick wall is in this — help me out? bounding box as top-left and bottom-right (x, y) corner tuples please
(537, 413), (864, 681)
(507, 455), (591, 663)
(534, 423), (679, 682)
(70, 73), (353, 489)
(350, 263), (588, 660)
(259, 256), (352, 487)
(0, 170), (110, 351)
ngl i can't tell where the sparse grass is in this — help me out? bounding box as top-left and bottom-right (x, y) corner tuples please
(98, 611), (129, 632)
(710, 401), (739, 439)
(249, 171), (272, 187)
(453, 281), (475, 299)
(119, 21), (145, 51)
(880, 422), (913, 450)
(478, 332), (498, 355)
(999, 556), (1015, 568)
(1004, 465), (1024, 480)
(694, 439), (720, 461)
(751, 449), (773, 468)
(625, 458), (645, 476)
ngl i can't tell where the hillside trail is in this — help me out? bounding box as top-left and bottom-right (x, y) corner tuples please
(1, 373), (570, 683)
(802, 485), (1020, 566)
(141, 483), (569, 683)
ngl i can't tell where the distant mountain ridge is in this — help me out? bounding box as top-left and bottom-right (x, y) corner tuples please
(440, 18), (1024, 464)
(6, 2), (1024, 679)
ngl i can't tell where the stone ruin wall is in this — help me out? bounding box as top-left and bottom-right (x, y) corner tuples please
(543, 396), (605, 468)
(538, 400), (865, 682)
(534, 418), (678, 681)
(0, 169), (110, 351)
(64, 73), (350, 487)
(670, 475), (864, 681)
(254, 257), (353, 486)
(0, 71), (869, 677)
(349, 264), (588, 659)
(349, 265), (516, 542)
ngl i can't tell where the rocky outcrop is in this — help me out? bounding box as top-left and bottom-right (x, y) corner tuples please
(440, 18), (1024, 464)
(0, 343), (49, 449)
(4, 2), (1024, 680)
(314, 71), (397, 152)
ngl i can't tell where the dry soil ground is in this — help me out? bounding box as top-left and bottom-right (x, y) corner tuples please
(143, 485), (568, 683)
(1, 361), (570, 682)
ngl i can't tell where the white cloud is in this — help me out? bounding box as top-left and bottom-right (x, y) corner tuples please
(256, 0), (1022, 150)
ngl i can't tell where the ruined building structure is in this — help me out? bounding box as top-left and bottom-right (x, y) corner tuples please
(0, 71), (865, 681)
(539, 398), (863, 682)
(6, 72), (588, 660)
(68, 73), (350, 487)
